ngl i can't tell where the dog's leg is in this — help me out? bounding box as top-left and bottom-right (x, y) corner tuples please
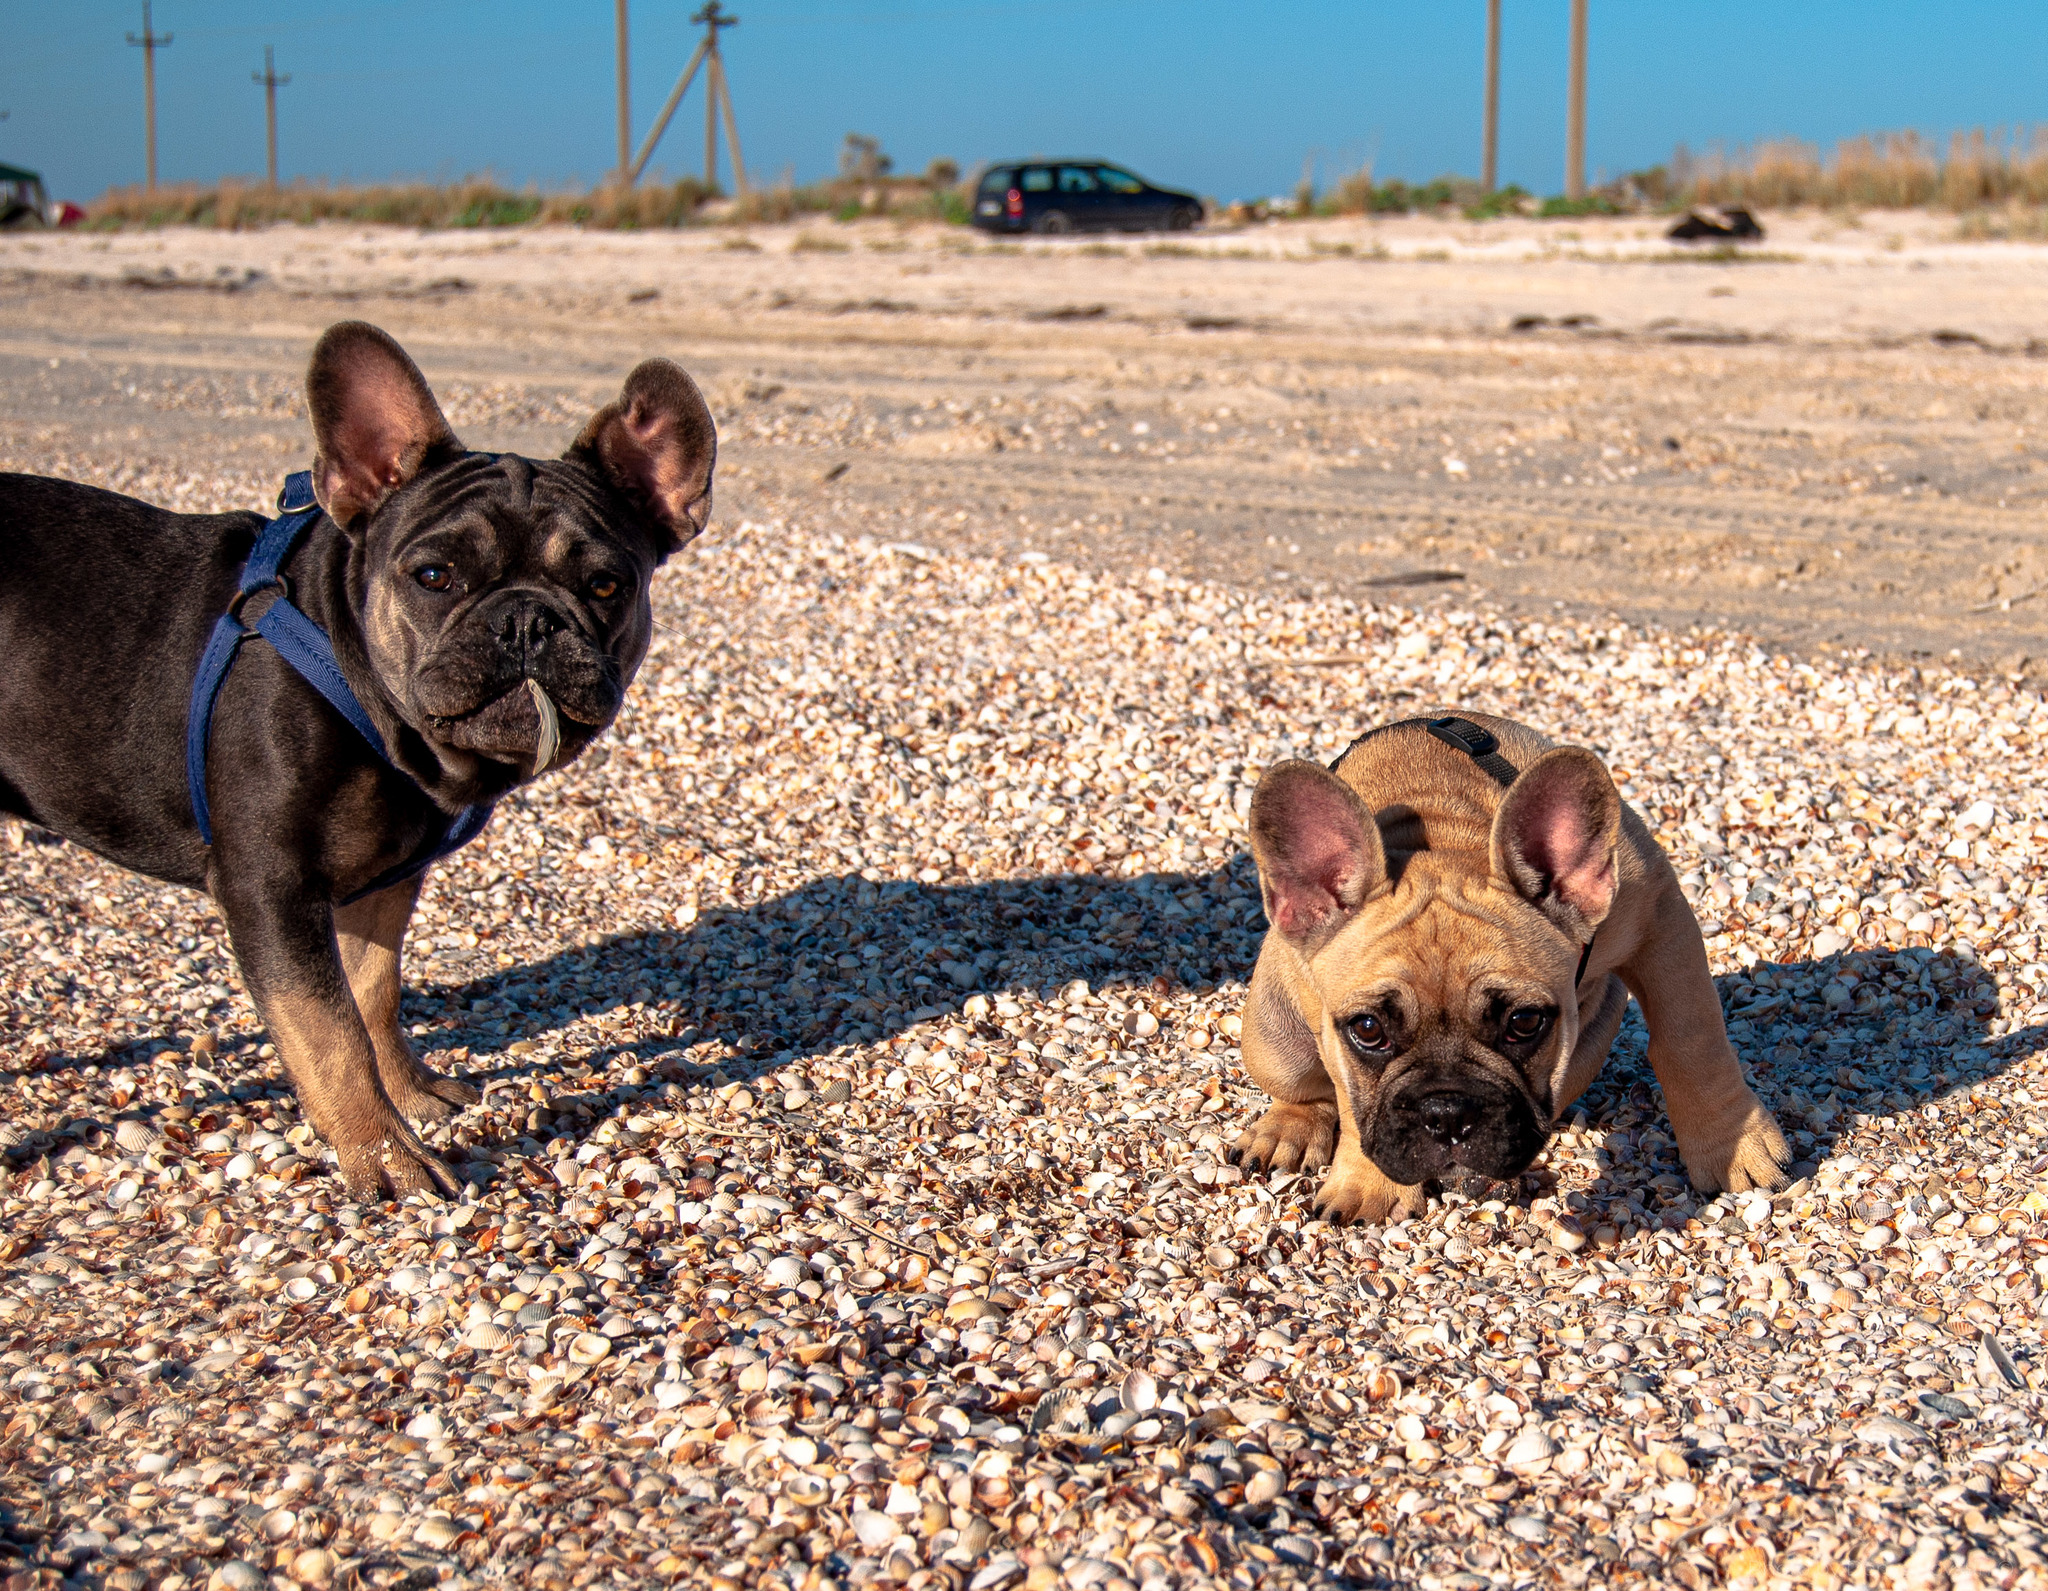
(1230, 942), (1339, 1175)
(219, 876), (458, 1200)
(1623, 891), (1791, 1194)
(335, 874), (479, 1122)
(1553, 973), (1629, 1119)
(1311, 1138), (1426, 1227)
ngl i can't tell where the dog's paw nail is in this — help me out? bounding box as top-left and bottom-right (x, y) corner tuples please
(1224, 1148), (1242, 1167)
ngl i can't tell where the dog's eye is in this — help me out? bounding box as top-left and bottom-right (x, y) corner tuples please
(588, 576), (619, 600)
(414, 565), (454, 592)
(1505, 1008), (1550, 1042)
(1345, 1012), (1390, 1052)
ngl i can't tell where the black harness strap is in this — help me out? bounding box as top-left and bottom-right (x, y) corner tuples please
(1331, 714), (1597, 988)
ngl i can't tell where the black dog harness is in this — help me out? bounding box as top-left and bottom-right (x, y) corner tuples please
(185, 471), (494, 901)
(1331, 715), (1596, 988)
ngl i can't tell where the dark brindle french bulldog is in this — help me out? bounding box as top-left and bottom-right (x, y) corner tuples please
(1231, 711), (1789, 1224)
(0, 322), (715, 1198)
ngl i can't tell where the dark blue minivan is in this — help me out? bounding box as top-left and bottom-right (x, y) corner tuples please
(972, 160), (1202, 235)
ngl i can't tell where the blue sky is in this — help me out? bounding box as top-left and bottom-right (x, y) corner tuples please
(9, 2), (2048, 203)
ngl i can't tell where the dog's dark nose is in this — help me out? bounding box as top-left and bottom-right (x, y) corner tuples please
(1417, 1091), (1484, 1148)
(495, 598), (563, 660)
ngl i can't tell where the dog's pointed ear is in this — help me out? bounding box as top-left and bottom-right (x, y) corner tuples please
(306, 321), (463, 529)
(1489, 746), (1622, 941)
(1249, 760), (1386, 943)
(569, 358), (717, 560)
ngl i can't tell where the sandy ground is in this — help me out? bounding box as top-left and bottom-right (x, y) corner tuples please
(4, 210), (2048, 675)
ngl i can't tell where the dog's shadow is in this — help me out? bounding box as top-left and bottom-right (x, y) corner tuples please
(417, 867), (2048, 1218)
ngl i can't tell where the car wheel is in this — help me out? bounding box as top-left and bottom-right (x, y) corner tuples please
(1165, 204), (1198, 232)
(1032, 210), (1072, 235)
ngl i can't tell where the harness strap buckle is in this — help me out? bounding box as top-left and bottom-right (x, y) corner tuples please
(225, 573), (290, 625)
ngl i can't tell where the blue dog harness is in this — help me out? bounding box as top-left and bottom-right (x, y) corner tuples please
(185, 470), (494, 901)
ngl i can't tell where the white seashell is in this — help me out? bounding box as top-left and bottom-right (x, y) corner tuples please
(708, 1191), (740, 1214)
(1244, 1468), (1283, 1506)
(413, 1515), (463, 1550)
(1120, 1369), (1159, 1413)
(405, 1411), (446, 1440)
(284, 1277), (319, 1302)
(199, 1131), (236, 1154)
(1204, 1243), (1239, 1270)
(1505, 1428), (1557, 1471)
(259, 1507), (297, 1541)
(387, 1267), (428, 1296)
(763, 1254), (808, 1288)
(852, 1509), (900, 1550)
(115, 1120), (162, 1154)
(223, 1152), (257, 1182)
(107, 1178), (141, 1207)
(567, 1332), (613, 1365)
(465, 1322), (509, 1351)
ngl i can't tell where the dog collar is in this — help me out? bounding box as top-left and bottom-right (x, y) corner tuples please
(1331, 714), (1597, 987)
(185, 470), (495, 902)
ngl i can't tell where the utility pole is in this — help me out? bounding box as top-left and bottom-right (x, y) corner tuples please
(1481, 0), (1501, 193)
(626, 2), (746, 195)
(127, 0), (172, 191)
(252, 46), (289, 189)
(614, 0), (631, 183)
(1564, 0), (1587, 199)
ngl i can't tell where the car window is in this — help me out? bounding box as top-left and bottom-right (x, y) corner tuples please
(1095, 167), (1145, 194)
(978, 167), (1015, 196)
(1021, 168), (1054, 193)
(1057, 166), (1099, 193)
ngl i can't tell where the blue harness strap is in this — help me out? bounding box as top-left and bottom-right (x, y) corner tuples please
(186, 470), (495, 901)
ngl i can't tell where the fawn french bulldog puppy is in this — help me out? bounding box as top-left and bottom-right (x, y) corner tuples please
(1231, 712), (1789, 1224)
(0, 322), (716, 1197)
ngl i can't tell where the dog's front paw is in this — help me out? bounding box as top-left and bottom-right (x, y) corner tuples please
(334, 1124), (461, 1201)
(1310, 1144), (1424, 1227)
(1678, 1096), (1792, 1195)
(1229, 1100), (1338, 1176)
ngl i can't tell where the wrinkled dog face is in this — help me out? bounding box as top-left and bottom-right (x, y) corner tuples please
(363, 456), (654, 772)
(307, 321), (716, 781)
(1309, 860), (1580, 1185)
(1249, 750), (1622, 1188)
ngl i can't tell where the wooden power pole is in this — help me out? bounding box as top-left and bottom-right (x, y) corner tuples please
(1481, 0), (1501, 193)
(253, 46), (290, 189)
(614, 0), (631, 183)
(1564, 0), (1587, 199)
(626, 2), (746, 195)
(127, 0), (172, 191)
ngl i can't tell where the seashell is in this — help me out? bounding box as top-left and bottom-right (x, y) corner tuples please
(707, 1192), (740, 1214)
(387, 1267), (428, 1296)
(198, 1132), (235, 1154)
(404, 1411), (446, 1440)
(784, 1473), (829, 1507)
(1858, 1414), (1931, 1447)
(567, 1332), (613, 1365)
(1204, 1243), (1239, 1271)
(114, 1120), (162, 1155)
(1365, 1367), (1402, 1402)
(413, 1515), (464, 1550)
(292, 1548), (337, 1585)
(1504, 1428), (1557, 1472)
(223, 1152), (257, 1182)
(851, 1509), (900, 1550)
(1244, 1468), (1283, 1506)
(1120, 1368), (1159, 1413)
(258, 1507), (297, 1542)
(341, 1287), (372, 1314)
(465, 1322), (509, 1351)
(779, 1435), (819, 1466)
(1030, 1387), (1088, 1436)
(762, 1254), (808, 1289)
(284, 1277), (319, 1302)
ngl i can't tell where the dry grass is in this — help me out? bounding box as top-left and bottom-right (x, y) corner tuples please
(83, 172), (970, 232)
(1682, 128), (2048, 211)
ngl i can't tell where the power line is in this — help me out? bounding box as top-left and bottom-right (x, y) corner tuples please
(126, 0), (173, 191)
(253, 45), (291, 188)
